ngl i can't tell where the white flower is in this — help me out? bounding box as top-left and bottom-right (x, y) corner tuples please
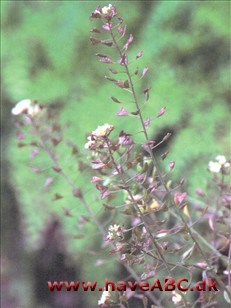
(84, 136), (95, 149)
(172, 291), (182, 304)
(94, 9), (101, 15)
(98, 289), (111, 306)
(12, 99), (32, 115)
(216, 155), (226, 165)
(208, 161), (221, 173)
(12, 99), (41, 117)
(108, 224), (120, 232)
(106, 232), (114, 241)
(92, 124), (114, 137)
(102, 4), (112, 15)
(208, 155), (230, 173)
(106, 224), (122, 241)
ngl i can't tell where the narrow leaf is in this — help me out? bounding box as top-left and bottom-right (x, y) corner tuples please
(111, 96), (121, 104)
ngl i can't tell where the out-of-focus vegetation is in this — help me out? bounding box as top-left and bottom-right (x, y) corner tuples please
(2, 1), (230, 307)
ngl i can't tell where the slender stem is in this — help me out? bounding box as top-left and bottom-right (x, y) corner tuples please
(105, 137), (171, 272)
(228, 240), (231, 290)
(105, 136), (190, 308)
(109, 27), (169, 193)
(108, 26), (194, 308)
(175, 205), (231, 297)
(109, 25), (230, 296)
(31, 119), (160, 305)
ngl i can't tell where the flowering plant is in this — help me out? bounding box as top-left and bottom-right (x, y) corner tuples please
(12, 4), (230, 307)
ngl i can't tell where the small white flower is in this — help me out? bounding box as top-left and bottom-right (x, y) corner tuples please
(28, 104), (41, 116)
(216, 155), (226, 165)
(102, 4), (112, 15)
(172, 291), (182, 304)
(108, 224), (120, 232)
(12, 99), (32, 115)
(208, 161), (221, 173)
(94, 9), (101, 14)
(98, 289), (111, 306)
(92, 124), (114, 137)
(12, 99), (41, 117)
(106, 232), (114, 241)
(224, 162), (230, 169)
(84, 136), (95, 149)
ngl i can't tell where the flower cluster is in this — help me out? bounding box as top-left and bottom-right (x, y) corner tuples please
(208, 155), (230, 173)
(90, 4), (117, 21)
(98, 288), (111, 306)
(172, 291), (182, 304)
(11, 99), (41, 117)
(106, 224), (123, 241)
(84, 124), (114, 150)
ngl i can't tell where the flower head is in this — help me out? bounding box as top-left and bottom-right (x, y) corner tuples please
(208, 155), (230, 173)
(84, 136), (95, 149)
(90, 4), (117, 21)
(12, 99), (41, 117)
(108, 224), (120, 232)
(106, 224), (122, 241)
(216, 155), (226, 165)
(92, 124), (114, 138)
(102, 4), (112, 15)
(208, 161), (221, 173)
(98, 288), (111, 306)
(172, 291), (182, 304)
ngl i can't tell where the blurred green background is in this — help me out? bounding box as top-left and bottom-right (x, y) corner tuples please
(2, 1), (230, 307)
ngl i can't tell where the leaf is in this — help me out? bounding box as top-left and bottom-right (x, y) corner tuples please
(108, 67), (118, 74)
(90, 27), (101, 33)
(95, 53), (108, 58)
(124, 80), (129, 88)
(90, 37), (101, 45)
(111, 96), (121, 104)
(181, 243), (196, 262)
(52, 193), (63, 201)
(103, 203), (115, 210)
